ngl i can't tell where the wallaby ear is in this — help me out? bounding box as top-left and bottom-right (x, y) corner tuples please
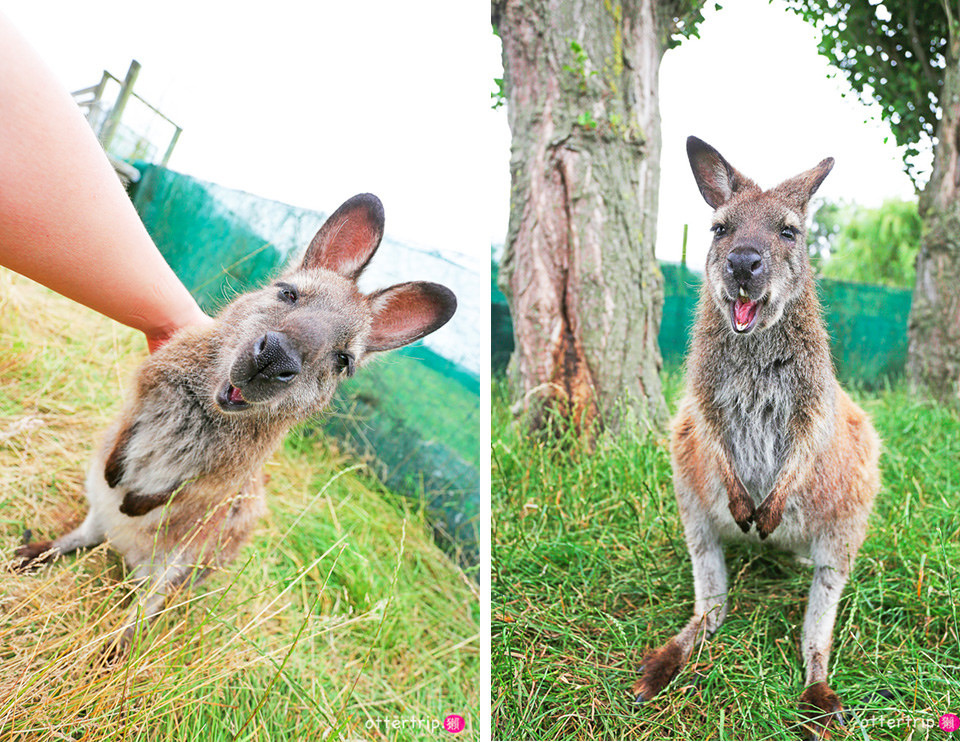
(687, 136), (758, 209)
(772, 157), (835, 212)
(365, 282), (457, 353)
(301, 193), (385, 279)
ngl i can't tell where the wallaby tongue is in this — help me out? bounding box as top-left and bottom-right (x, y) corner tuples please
(734, 297), (758, 327)
(228, 385), (245, 404)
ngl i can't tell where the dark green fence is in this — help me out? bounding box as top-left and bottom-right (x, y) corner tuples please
(130, 165), (289, 312)
(130, 165), (479, 563)
(494, 261), (912, 386)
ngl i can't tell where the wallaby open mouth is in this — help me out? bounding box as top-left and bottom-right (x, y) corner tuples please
(730, 292), (761, 334)
(216, 382), (250, 412)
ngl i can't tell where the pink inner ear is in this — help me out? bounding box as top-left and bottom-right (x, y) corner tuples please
(302, 194), (384, 279)
(368, 291), (433, 349)
(312, 216), (379, 275)
(367, 283), (456, 352)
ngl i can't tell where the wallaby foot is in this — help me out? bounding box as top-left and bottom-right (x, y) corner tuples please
(799, 682), (844, 740)
(98, 633), (131, 667)
(632, 639), (685, 703)
(96, 597), (160, 667)
(13, 537), (57, 571)
(13, 514), (106, 572)
(98, 578), (180, 667)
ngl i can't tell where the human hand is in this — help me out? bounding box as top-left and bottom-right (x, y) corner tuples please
(144, 304), (215, 353)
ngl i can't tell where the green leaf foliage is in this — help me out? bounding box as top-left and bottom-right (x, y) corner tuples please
(813, 198), (922, 288)
(665, 1), (722, 49)
(784, 0), (946, 188)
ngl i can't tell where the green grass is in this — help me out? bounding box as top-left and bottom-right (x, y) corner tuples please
(330, 347), (480, 483)
(321, 344), (481, 558)
(491, 374), (960, 741)
(346, 347), (479, 467)
(0, 270), (478, 740)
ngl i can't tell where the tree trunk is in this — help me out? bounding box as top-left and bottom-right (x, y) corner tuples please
(494, 0), (671, 436)
(909, 42), (960, 402)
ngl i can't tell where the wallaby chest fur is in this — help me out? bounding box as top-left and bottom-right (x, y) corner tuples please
(675, 280), (864, 555)
(109, 331), (283, 501)
(87, 329), (282, 570)
(688, 281), (835, 509)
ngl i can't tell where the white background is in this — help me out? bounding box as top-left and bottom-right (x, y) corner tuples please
(5, 0), (501, 272)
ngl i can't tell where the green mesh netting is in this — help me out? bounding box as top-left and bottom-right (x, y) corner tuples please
(491, 259), (513, 372)
(130, 165), (479, 562)
(131, 166), (287, 310)
(493, 261), (912, 387)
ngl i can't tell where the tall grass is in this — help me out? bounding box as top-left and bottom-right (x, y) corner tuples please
(0, 269), (478, 740)
(492, 374), (960, 741)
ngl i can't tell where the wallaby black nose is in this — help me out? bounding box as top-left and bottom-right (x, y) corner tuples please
(727, 248), (763, 284)
(251, 332), (301, 383)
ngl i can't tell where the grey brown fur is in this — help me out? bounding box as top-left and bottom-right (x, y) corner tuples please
(15, 193), (456, 652)
(633, 138), (880, 740)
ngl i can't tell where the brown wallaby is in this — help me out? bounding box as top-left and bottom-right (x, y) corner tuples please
(633, 138), (880, 739)
(15, 193), (456, 651)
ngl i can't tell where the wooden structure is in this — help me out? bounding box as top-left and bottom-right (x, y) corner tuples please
(71, 60), (182, 186)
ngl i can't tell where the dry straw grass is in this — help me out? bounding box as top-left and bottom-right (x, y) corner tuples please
(0, 269), (478, 741)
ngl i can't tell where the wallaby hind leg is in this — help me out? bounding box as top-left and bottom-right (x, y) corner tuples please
(14, 510), (106, 571)
(103, 559), (210, 660)
(634, 515), (728, 702)
(798, 561), (850, 740)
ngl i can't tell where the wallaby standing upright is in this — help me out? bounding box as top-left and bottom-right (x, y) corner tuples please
(15, 193), (457, 651)
(633, 138), (880, 738)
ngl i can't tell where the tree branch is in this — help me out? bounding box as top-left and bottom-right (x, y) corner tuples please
(905, 2), (939, 88)
(940, 0), (956, 46)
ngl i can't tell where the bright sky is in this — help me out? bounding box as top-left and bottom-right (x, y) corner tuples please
(8, 0), (921, 279)
(6, 1), (496, 273)
(487, 0), (921, 271)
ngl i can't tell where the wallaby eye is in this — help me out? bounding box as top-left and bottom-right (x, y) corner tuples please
(276, 283), (298, 304)
(780, 226), (797, 241)
(711, 223), (727, 238)
(334, 351), (355, 377)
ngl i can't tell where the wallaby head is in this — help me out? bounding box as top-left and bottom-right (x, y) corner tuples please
(686, 136), (834, 336)
(210, 193), (456, 419)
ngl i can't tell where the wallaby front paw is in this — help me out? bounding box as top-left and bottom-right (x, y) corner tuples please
(632, 639), (684, 704)
(727, 483), (755, 532)
(753, 496), (784, 539)
(799, 682), (844, 740)
(13, 537), (55, 572)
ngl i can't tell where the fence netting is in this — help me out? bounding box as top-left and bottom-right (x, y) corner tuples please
(494, 261), (912, 386)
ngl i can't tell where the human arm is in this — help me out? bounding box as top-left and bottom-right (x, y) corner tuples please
(0, 13), (211, 352)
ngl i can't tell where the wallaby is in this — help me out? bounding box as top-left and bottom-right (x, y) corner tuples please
(14, 193), (457, 652)
(633, 138), (880, 739)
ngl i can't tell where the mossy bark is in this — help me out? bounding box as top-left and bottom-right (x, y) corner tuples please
(909, 46), (960, 402)
(494, 0), (670, 436)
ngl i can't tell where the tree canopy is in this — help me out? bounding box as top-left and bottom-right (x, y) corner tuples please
(784, 0), (947, 188)
(812, 198), (922, 288)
